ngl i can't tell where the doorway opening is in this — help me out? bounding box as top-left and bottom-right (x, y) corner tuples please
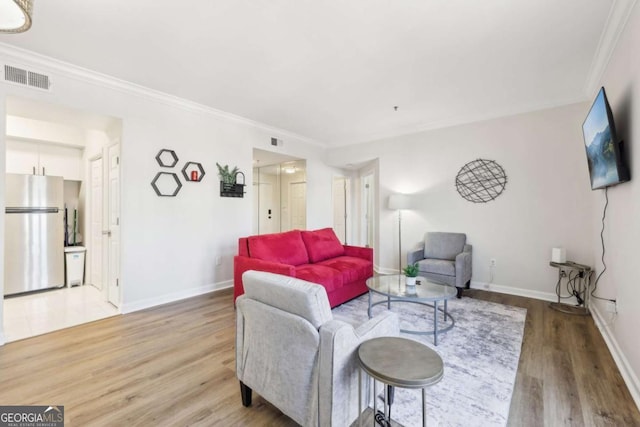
(2, 96), (122, 342)
(354, 160), (379, 269)
(253, 148), (307, 234)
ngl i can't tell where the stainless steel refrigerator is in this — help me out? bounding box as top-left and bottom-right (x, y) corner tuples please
(4, 173), (65, 296)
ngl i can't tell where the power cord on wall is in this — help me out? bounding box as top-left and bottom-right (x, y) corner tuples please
(591, 187), (616, 303)
(556, 270), (587, 305)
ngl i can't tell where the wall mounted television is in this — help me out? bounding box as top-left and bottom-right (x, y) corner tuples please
(582, 87), (630, 190)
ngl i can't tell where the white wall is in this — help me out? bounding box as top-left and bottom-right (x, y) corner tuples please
(0, 46), (333, 340)
(590, 1), (640, 405)
(327, 103), (595, 297)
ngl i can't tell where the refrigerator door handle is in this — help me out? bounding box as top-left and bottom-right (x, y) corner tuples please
(6, 207), (59, 214)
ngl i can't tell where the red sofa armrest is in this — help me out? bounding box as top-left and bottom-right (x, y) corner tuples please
(233, 255), (296, 303)
(343, 245), (373, 262)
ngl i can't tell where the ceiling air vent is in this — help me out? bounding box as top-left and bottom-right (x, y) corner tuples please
(4, 65), (51, 91)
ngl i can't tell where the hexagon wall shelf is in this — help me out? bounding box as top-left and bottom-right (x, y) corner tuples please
(155, 149), (179, 168)
(151, 172), (183, 197)
(182, 162), (206, 182)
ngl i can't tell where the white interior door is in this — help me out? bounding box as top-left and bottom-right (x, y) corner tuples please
(259, 182), (277, 234)
(90, 157), (103, 291)
(332, 177), (347, 244)
(362, 173), (374, 248)
(289, 181), (306, 230)
(107, 143), (120, 307)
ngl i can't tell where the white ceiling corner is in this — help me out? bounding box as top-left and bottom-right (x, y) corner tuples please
(584, 0), (638, 97)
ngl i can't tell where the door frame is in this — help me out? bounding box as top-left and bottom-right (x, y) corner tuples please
(106, 141), (121, 308)
(332, 176), (350, 244)
(88, 154), (105, 296)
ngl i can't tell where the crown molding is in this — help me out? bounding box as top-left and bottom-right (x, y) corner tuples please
(584, 0), (638, 96)
(0, 43), (325, 148)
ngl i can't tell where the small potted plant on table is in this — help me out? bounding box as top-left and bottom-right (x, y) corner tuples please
(403, 263), (419, 287)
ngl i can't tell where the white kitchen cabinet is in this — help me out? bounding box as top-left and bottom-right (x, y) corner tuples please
(6, 139), (83, 180)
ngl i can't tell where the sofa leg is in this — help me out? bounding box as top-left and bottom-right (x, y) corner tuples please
(456, 287), (463, 299)
(240, 381), (252, 407)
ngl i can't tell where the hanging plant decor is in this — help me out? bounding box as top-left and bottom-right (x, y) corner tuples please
(455, 159), (507, 203)
(217, 163), (245, 197)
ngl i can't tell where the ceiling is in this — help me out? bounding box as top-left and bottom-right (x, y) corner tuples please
(0, 1), (623, 146)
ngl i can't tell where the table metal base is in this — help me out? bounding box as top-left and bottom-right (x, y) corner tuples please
(368, 293), (455, 345)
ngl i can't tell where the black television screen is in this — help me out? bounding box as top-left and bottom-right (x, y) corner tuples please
(582, 87), (630, 190)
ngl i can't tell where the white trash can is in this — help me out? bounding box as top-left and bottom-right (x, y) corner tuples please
(64, 246), (86, 288)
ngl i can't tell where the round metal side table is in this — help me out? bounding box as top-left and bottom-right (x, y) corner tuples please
(357, 337), (444, 427)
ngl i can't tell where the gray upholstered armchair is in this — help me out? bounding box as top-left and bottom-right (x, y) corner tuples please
(236, 270), (399, 426)
(407, 232), (472, 298)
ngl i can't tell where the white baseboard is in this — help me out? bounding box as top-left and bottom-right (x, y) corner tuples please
(0, 331), (5, 346)
(470, 280), (558, 302)
(591, 305), (640, 411)
(121, 280), (233, 314)
(374, 265), (400, 275)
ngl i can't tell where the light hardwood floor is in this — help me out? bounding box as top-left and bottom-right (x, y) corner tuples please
(0, 288), (638, 426)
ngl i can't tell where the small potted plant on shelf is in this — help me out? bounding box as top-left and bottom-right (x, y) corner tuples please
(403, 263), (419, 287)
(216, 163), (239, 187)
(216, 163), (246, 197)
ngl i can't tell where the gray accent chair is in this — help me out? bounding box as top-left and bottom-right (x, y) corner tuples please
(407, 232), (472, 298)
(236, 270), (399, 426)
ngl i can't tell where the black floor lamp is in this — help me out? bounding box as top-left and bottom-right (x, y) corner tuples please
(388, 194), (411, 274)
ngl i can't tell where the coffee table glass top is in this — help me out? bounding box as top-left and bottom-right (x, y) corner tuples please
(366, 274), (457, 301)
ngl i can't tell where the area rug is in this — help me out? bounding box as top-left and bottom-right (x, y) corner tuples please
(332, 294), (526, 427)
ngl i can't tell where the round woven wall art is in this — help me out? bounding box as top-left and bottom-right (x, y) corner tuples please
(455, 159), (507, 203)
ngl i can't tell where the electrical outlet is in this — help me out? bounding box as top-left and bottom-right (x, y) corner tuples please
(490, 259), (496, 267)
(215, 256), (222, 266)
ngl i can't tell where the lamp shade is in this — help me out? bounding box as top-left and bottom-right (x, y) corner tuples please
(388, 194), (411, 210)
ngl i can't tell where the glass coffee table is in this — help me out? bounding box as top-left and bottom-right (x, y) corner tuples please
(366, 274), (457, 345)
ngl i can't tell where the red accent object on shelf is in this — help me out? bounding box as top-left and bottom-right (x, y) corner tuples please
(191, 170), (198, 181)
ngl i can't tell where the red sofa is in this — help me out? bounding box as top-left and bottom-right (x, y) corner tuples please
(233, 228), (373, 307)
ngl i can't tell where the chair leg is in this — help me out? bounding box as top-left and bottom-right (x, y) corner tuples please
(456, 287), (463, 299)
(240, 381), (252, 407)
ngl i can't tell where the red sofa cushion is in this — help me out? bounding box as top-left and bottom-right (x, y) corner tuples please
(317, 256), (372, 284)
(294, 264), (344, 292)
(248, 230), (309, 266)
(301, 228), (345, 263)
